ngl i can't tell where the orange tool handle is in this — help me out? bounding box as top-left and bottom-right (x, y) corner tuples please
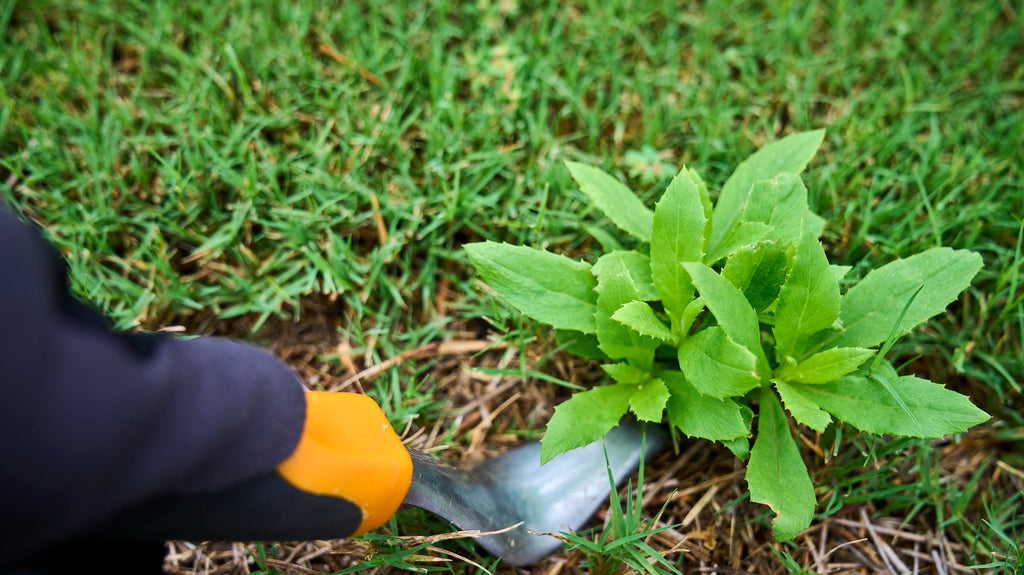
(277, 391), (413, 535)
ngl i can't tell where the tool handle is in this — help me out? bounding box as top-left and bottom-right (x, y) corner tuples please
(98, 392), (411, 543)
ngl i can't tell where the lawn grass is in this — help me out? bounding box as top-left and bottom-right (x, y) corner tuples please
(2, 0), (1022, 573)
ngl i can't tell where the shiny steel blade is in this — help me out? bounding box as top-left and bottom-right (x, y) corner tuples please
(402, 421), (668, 566)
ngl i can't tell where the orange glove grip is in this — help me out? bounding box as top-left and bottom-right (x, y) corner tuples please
(276, 391), (412, 535)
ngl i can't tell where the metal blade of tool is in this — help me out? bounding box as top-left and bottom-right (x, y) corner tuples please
(402, 420), (669, 566)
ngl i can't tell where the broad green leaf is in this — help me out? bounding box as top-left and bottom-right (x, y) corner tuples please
(663, 371), (750, 441)
(723, 436), (751, 459)
(773, 230), (840, 358)
(868, 361), (921, 428)
(599, 250), (659, 301)
(629, 378), (670, 422)
(465, 241), (598, 333)
(679, 326), (759, 398)
(776, 347), (875, 384)
(540, 383), (635, 463)
(806, 212), (826, 239)
(583, 224), (625, 252)
(595, 272), (649, 362)
(651, 166), (706, 324)
(747, 389), (816, 541)
(555, 330), (607, 360)
(566, 161), (653, 242)
(603, 362), (649, 384)
(681, 297), (706, 335)
(795, 369), (990, 438)
(593, 255), (659, 365)
(830, 265), (853, 282)
(741, 174), (809, 246)
(704, 221), (771, 264)
(681, 262), (769, 371)
(613, 301), (676, 343)
(869, 285), (923, 374)
(708, 130), (825, 257)
(722, 242), (790, 312)
(722, 405), (755, 459)
(774, 380), (832, 432)
(834, 248), (984, 348)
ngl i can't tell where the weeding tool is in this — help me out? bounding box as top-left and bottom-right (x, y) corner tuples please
(95, 393), (667, 566)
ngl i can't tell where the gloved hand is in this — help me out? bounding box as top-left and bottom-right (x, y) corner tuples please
(95, 391), (413, 542)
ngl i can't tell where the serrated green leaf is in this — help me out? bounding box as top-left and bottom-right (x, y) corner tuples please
(773, 230), (840, 358)
(747, 389), (816, 541)
(705, 221), (772, 263)
(599, 250), (659, 301)
(651, 166), (706, 324)
(566, 161), (653, 242)
(679, 326), (760, 398)
(834, 248), (984, 348)
(830, 265), (853, 282)
(663, 370), (751, 441)
(741, 174), (809, 246)
(596, 272), (648, 362)
(777, 347), (875, 384)
(722, 405), (755, 459)
(723, 436), (751, 459)
(868, 361), (921, 428)
(806, 211), (826, 238)
(594, 255), (659, 365)
(795, 367), (990, 438)
(681, 262), (769, 372)
(465, 241), (598, 333)
(603, 362), (649, 384)
(681, 297), (706, 335)
(708, 130), (825, 258)
(540, 383), (635, 463)
(613, 301), (676, 343)
(722, 242), (790, 312)
(630, 378), (670, 422)
(871, 285), (925, 376)
(774, 380), (832, 432)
